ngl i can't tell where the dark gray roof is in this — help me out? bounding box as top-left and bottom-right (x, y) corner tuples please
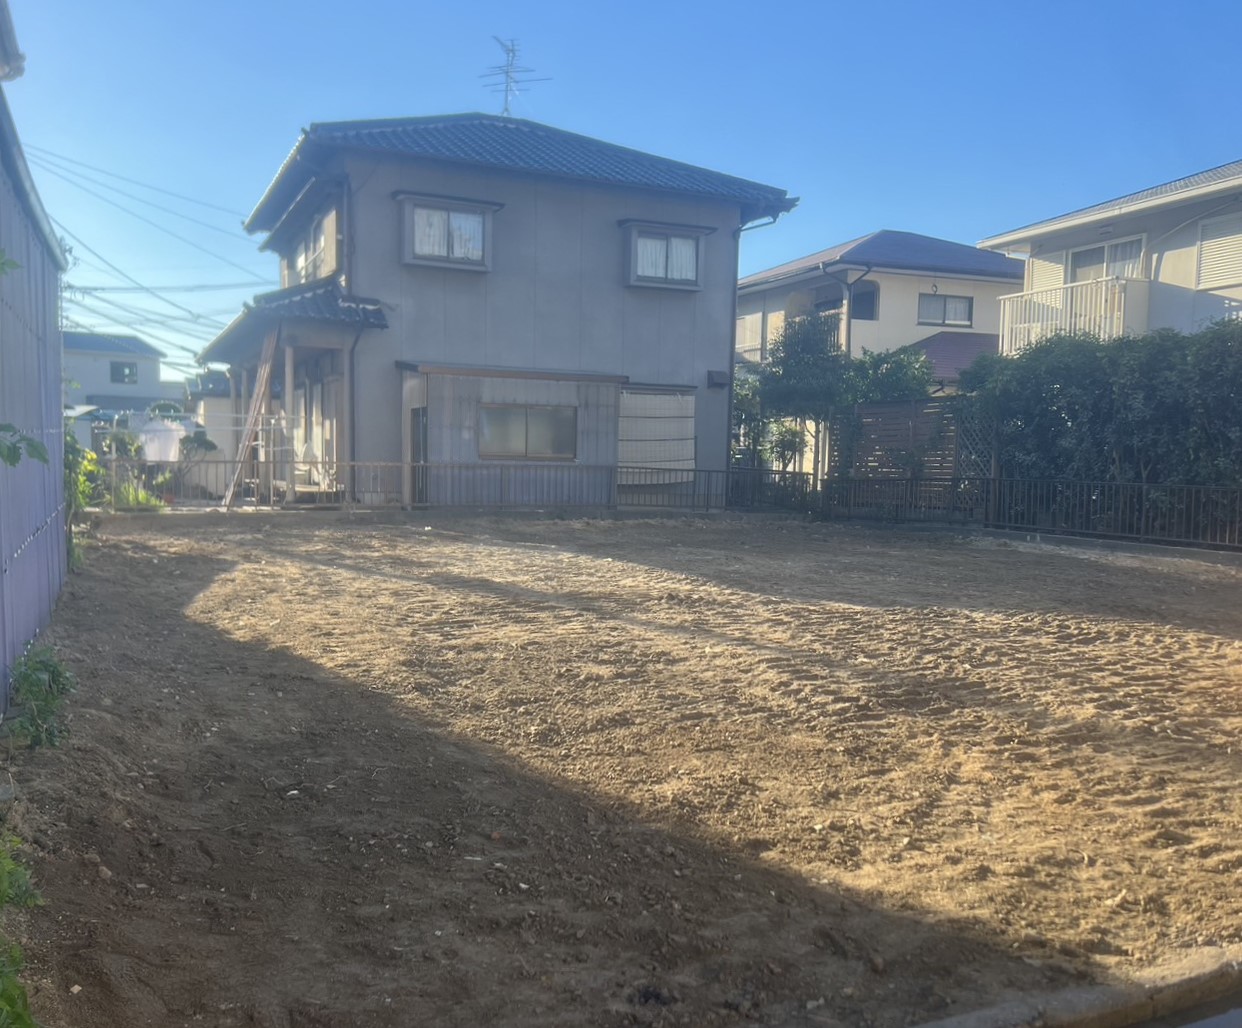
(739, 230), (1022, 289)
(247, 113), (795, 232)
(64, 331), (163, 358)
(201, 279), (387, 365)
(982, 157), (1242, 245)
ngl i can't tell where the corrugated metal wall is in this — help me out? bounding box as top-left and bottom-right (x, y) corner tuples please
(0, 108), (65, 700)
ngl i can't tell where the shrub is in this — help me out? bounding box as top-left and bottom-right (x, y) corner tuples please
(8, 648), (75, 748)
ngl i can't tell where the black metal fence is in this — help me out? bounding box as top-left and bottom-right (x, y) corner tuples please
(822, 476), (1242, 550)
(100, 458), (819, 515)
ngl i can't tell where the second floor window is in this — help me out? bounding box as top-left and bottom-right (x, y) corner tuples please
(918, 293), (973, 327)
(636, 233), (698, 283)
(285, 208), (337, 286)
(412, 207), (484, 263)
(1068, 237), (1143, 283)
(110, 360), (138, 384)
(399, 194), (499, 270)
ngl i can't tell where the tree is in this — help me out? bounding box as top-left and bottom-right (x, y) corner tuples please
(731, 365), (766, 468)
(759, 312), (849, 479)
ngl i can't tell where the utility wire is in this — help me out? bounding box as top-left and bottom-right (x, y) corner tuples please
(29, 153), (252, 242)
(54, 218), (210, 320)
(37, 164), (268, 283)
(66, 288), (231, 331)
(72, 281), (261, 294)
(26, 144), (249, 218)
(64, 298), (218, 347)
(64, 298), (210, 358)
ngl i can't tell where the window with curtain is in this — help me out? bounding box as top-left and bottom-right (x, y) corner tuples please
(479, 405), (577, 460)
(1069, 238), (1143, 282)
(635, 232), (698, 282)
(917, 293), (973, 327)
(402, 197), (493, 268)
(627, 224), (706, 288)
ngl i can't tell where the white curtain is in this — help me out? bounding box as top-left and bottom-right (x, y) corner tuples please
(1106, 238), (1143, 278)
(917, 294), (942, 322)
(667, 236), (697, 281)
(1070, 245), (1107, 283)
(449, 211), (484, 262)
(636, 235), (667, 278)
(944, 295), (972, 325)
(413, 207), (448, 258)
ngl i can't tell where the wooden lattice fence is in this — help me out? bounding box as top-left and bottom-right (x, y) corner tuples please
(828, 399), (994, 480)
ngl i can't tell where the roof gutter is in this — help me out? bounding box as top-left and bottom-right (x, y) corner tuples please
(980, 180), (1242, 251)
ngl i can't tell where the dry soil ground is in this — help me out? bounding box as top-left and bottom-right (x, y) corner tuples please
(8, 513), (1242, 1028)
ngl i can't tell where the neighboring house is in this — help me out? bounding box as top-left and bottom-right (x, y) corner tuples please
(736, 230), (1022, 366)
(980, 158), (1242, 354)
(201, 112), (793, 505)
(0, 0), (68, 690)
(63, 331), (185, 435)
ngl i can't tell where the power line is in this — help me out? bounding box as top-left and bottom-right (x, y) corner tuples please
(29, 153), (251, 242)
(54, 218), (211, 320)
(64, 298), (209, 358)
(64, 286), (233, 329)
(36, 163), (269, 283)
(70, 281), (261, 294)
(26, 144), (249, 218)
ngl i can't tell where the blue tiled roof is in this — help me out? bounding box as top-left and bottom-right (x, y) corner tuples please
(63, 331), (163, 358)
(739, 230), (1023, 289)
(248, 113), (795, 231)
(981, 157), (1242, 245)
(200, 279), (387, 365)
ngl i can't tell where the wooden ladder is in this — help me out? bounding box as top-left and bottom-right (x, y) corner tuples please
(222, 328), (279, 510)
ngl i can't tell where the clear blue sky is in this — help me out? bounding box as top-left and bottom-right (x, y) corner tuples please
(8, 0), (1242, 377)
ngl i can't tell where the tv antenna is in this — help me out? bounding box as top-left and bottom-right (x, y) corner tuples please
(481, 37), (550, 116)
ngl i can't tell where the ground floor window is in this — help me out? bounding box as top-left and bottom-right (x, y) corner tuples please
(479, 404), (577, 460)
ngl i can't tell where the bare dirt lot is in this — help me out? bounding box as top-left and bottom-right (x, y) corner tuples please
(10, 513), (1242, 1027)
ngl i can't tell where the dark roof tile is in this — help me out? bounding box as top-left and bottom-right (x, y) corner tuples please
(248, 113), (794, 231)
(739, 230), (1022, 289)
(64, 331), (164, 358)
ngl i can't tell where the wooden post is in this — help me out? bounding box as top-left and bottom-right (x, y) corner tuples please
(284, 343), (295, 503)
(342, 341), (353, 501)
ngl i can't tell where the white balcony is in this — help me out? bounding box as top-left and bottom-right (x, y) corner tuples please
(998, 277), (1150, 355)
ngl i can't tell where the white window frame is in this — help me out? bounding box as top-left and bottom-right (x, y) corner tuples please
(1065, 234), (1145, 284)
(621, 220), (713, 290)
(1196, 213), (1242, 290)
(397, 192), (501, 272)
(916, 292), (974, 327)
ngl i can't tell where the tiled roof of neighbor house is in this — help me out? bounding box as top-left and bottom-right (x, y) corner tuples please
(188, 369), (231, 399)
(64, 331), (164, 358)
(980, 157), (1242, 247)
(907, 331), (998, 382)
(83, 394), (182, 413)
(200, 279), (387, 366)
(739, 231), (1022, 289)
(247, 113), (796, 232)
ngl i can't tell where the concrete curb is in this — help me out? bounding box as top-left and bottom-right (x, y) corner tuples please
(917, 946), (1242, 1027)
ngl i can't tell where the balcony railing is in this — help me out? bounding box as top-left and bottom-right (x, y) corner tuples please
(998, 277), (1149, 355)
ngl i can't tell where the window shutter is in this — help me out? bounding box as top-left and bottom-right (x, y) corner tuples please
(618, 391), (695, 471)
(1029, 252), (1064, 292)
(1198, 214), (1242, 289)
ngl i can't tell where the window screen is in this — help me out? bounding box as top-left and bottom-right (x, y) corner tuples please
(479, 405), (576, 460)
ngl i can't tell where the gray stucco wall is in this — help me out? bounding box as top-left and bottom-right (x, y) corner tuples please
(342, 156), (740, 471)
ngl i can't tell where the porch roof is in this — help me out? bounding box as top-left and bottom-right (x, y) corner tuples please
(200, 279), (387, 366)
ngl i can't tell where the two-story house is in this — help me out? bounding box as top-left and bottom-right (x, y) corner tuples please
(737, 230), (1022, 390)
(980, 157), (1242, 354)
(201, 113), (793, 505)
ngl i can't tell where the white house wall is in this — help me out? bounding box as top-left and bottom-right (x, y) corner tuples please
(737, 269), (1014, 358)
(344, 156), (739, 471)
(1012, 193), (1242, 334)
(63, 351), (184, 407)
